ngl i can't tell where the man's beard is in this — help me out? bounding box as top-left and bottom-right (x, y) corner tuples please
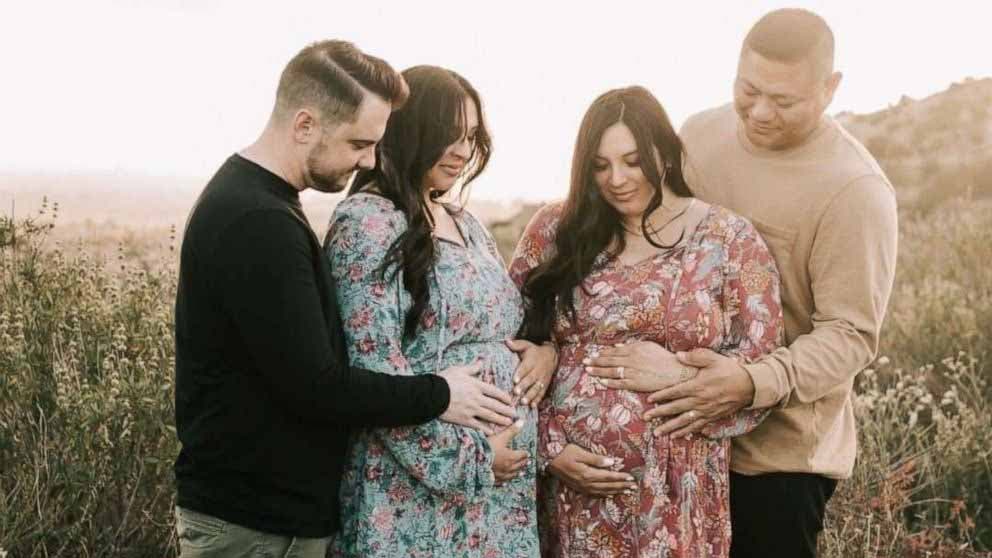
(304, 146), (356, 193)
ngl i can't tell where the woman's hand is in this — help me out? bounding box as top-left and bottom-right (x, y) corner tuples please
(547, 444), (636, 496)
(584, 341), (697, 392)
(505, 339), (557, 408)
(488, 419), (528, 484)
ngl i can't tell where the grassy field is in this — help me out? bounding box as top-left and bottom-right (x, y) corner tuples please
(1, 192), (990, 557)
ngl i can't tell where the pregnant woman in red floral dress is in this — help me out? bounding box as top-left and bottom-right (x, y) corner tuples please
(509, 87), (784, 557)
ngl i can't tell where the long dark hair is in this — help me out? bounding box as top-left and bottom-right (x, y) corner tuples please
(519, 86), (691, 342)
(348, 65), (492, 339)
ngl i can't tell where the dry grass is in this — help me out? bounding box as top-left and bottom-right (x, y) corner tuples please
(1, 193), (990, 556)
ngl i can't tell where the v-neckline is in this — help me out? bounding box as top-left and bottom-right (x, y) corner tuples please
(610, 203), (716, 269)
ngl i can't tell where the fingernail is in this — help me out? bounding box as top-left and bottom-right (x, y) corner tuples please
(513, 387), (520, 395)
(513, 376), (519, 384)
(603, 458), (615, 467)
(626, 475), (635, 482)
(514, 418), (525, 428)
(582, 358), (590, 365)
(585, 366), (592, 372)
(522, 397), (529, 405)
(677, 352), (686, 358)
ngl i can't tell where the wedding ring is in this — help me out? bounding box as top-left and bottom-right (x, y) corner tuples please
(617, 366), (625, 380)
(686, 410), (697, 420)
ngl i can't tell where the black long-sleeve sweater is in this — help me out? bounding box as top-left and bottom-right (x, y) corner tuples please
(173, 154), (450, 537)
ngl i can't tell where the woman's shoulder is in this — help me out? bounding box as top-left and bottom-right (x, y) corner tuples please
(332, 192), (406, 228)
(698, 200), (760, 242)
(328, 192), (408, 250)
(522, 200), (566, 236)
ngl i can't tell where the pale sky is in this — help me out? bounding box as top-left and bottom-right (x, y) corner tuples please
(3, 0), (991, 201)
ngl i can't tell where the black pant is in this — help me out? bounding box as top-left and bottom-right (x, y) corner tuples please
(729, 471), (838, 558)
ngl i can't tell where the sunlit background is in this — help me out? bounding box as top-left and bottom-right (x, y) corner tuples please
(2, 0), (991, 203)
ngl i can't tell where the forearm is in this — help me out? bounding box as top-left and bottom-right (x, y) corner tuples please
(744, 320), (877, 408)
(320, 365), (450, 427)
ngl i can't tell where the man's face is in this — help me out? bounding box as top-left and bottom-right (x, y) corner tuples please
(303, 94), (392, 193)
(733, 48), (839, 151)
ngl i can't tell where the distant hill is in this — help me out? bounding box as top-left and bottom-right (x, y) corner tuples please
(836, 76), (992, 210)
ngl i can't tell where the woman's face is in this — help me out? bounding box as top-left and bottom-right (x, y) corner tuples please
(593, 122), (658, 219)
(423, 96), (479, 195)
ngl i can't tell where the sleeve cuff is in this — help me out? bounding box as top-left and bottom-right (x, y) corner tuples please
(430, 375), (452, 420)
(743, 361), (787, 409)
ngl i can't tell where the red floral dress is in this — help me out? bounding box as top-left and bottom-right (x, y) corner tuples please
(508, 202), (784, 558)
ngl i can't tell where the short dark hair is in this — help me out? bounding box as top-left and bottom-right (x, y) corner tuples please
(274, 40), (409, 124)
(742, 8), (835, 78)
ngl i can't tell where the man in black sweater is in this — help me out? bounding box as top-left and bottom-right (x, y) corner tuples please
(173, 40), (517, 557)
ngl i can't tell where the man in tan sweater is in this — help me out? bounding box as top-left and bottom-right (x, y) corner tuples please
(588, 8), (898, 558)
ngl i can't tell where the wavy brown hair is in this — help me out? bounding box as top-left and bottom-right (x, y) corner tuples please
(347, 65), (492, 339)
(519, 86), (691, 342)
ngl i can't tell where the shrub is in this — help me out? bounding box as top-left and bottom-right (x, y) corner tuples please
(0, 201), (179, 557)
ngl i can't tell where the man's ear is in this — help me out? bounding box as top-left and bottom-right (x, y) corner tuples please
(291, 109), (318, 145)
(822, 71), (843, 108)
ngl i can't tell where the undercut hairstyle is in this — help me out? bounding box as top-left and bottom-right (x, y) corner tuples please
(742, 8), (835, 79)
(274, 40), (409, 124)
(348, 65), (492, 339)
(519, 86), (692, 342)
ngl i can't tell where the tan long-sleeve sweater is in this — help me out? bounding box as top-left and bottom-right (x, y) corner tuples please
(680, 104), (898, 479)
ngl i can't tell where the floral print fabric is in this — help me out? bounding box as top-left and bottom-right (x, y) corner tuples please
(508, 202), (784, 558)
(326, 193), (539, 558)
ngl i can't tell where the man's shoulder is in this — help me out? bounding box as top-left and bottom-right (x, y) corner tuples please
(185, 163), (305, 257)
(825, 118), (895, 196)
(680, 103), (736, 141)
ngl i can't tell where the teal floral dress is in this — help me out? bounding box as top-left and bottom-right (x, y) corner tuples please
(325, 193), (539, 558)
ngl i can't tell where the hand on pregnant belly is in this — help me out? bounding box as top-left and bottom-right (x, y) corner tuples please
(548, 444), (637, 496)
(584, 341), (695, 393)
(489, 418), (528, 484)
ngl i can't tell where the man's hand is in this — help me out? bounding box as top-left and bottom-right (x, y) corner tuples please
(439, 361), (517, 435)
(547, 444), (636, 496)
(643, 349), (756, 437)
(506, 339), (557, 408)
(584, 341), (696, 392)
(488, 419), (528, 484)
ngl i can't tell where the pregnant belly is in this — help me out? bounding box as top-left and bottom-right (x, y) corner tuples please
(550, 344), (656, 472)
(437, 341), (520, 395)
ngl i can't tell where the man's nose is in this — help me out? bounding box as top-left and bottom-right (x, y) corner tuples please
(358, 147), (376, 170)
(749, 97), (776, 122)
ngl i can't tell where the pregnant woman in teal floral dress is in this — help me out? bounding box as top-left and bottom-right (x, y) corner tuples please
(324, 66), (551, 557)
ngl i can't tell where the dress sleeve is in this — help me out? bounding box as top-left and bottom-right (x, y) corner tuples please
(507, 203), (561, 289)
(325, 196), (495, 499)
(507, 203), (569, 471)
(701, 218), (784, 439)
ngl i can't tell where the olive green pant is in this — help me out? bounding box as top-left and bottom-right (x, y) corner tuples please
(175, 506), (330, 558)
